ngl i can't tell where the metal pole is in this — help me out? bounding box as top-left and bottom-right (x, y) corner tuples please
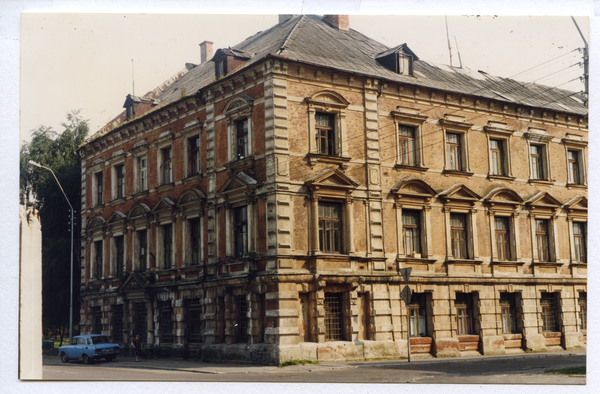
(28, 160), (75, 344)
(407, 306), (411, 362)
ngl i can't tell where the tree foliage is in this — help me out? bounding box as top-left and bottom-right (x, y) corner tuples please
(20, 111), (89, 342)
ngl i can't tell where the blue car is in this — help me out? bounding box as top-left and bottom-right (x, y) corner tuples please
(58, 334), (120, 364)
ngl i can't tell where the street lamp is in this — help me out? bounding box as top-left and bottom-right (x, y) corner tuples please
(28, 160), (75, 345)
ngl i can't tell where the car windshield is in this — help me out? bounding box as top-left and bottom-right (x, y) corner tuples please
(90, 336), (109, 344)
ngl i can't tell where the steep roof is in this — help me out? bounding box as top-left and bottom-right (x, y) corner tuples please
(88, 15), (587, 142)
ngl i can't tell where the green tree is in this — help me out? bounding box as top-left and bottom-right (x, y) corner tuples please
(20, 111), (88, 346)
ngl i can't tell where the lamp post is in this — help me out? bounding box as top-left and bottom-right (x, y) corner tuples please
(28, 160), (75, 344)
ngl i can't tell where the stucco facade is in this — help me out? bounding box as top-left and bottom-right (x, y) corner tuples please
(78, 15), (587, 364)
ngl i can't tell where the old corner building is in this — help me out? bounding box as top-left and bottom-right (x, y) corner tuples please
(78, 15), (587, 364)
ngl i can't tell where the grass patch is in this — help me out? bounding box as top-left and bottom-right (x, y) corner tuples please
(545, 366), (586, 375)
(280, 359), (319, 367)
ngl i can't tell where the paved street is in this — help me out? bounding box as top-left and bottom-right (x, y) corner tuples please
(42, 349), (586, 384)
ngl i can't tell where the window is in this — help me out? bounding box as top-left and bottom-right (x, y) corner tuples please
(161, 147), (173, 185)
(567, 150), (580, 184)
(316, 113), (336, 156)
(535, 219), (551, 262)
(495, 217), (511, 261)
(579, 292), (587, 331)
(92, 306), (102, 334)
(162, 223), (173, 268)
(94, 171), (104, 206)
(113, 305), (124, 342)
(541, 293), (558, 332)
(236, 119), (249, 159)
(216, 59), (226, 78)
(319, 202), (343, 253)
(324, 293), (345, 341)
(114, 235), (125, 276)
(138, 156), (147, 192)
(530, 144), (546, 180)
(402, 210), (421, 256)
(187, 299), (203, 343)
(455, 293), (474, 335)
(234, 295), (249, 344)
(408, 293), (427, 337)
(134, 303), (147, 338)
(573, 222), (586, 263)
(137, 229), (147, 272)
(115, 164), (125, 199)
(234, 206), (248, 257)
(489, 139), (507, 176)
(190, 218), (202, 266)
(500, 293), (517, 334)
(450, 213), (468, 259)
(188, 136), (200, 176)
(94, 240), (103, 279)
(159, 301), (173, 343)
(398, 125), (416, 165)
(446, 133), (462, 171)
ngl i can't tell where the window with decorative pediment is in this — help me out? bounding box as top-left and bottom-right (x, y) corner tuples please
(181, 118), (203, 180)
(563, 195), (587, 265)
(439, 185), (481, 261)
(391, 108), (428, 171)
(223, 95), (254, 164)
(526, 192), (561, 264)
(306, 91), (351, 167)
(484, 188), (523, 264)
(177, 189), (206, 267)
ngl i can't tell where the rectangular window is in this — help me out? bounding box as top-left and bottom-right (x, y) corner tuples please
(236, 119), (249, 159)
(163, 224), (173, 268)
(92, 306), (102, 334)
(398, 125), (416, 165)
(235, 295), (249, 344)
(139, 156), (148, 192)
(530, 144), (545, 180)
(541, 293), (558, 332)
(402, 210), (421, 256)
(455, 293), (474, 335)
(579, 292), (587, 331)
(115, 164), (125, 199)
(495, 216), (511, 261)
(137, 229), (147, 272)
(190, 218), (201, 266)
(573, 222), (586, 263)
(115, 235), (124, 276)
(113, 305), (124, 342)
(95, 172), (103, 206)
(567, 150), (582, 184)
(234, 206), (248, 257)
(316, 113), (336, 156)
(535, 219), (550, 262)
(188, 136), (200, 176)
(500, 293), (518, 334)
(94, 240), (103, 279)
(134, 303), (147, 338)
(490, 139), (506, 176)
(446, 133), (462, 171)
(161, 147), (172, 185)
(408, 293), (427, 337)
(450, 213), (469, 259)
(187, 299), (203, 343)
(324, 293), (344, 341)
(159, 301), (173, 343)
(319, 202), (342, 253)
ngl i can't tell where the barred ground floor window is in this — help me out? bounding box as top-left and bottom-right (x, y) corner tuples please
(324, 292), (345, 341)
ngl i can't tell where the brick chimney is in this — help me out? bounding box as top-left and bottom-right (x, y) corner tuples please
(279, 14), (296, 23)
(200, 41), (214, 63)
(323, 15), (349, 31)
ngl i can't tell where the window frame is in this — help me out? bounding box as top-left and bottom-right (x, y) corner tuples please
(161, 223), (174, 269)
(324, 292), (347, 341)
(562, 134), (587, 188)
(484, 121), (516, 180)
(318, 201), (343, 254)
(93, 239), (104, 280)
(391, 108), (428, 171)
(223, 96), (254, 164)
(114, 164), (125, 199)
(316, 112), (337, 156)
(113, 234), (125, 277)
(540, 293), (560, 333)
(233, 205), (249, 258)
(94, 170), (104, 207)
(450, 213), (469, 259)
(454, 293), (475, 336)
(572, 221), (587, 264)
(524, 128), (554, 184)
(578, 292), (587, 331)
(440, 116), (473, 176)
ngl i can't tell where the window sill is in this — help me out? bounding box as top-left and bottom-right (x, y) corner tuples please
(528, 179), (555, 186)
(442, 169), (474, 178)
(182, 173), (203, 184)
(132, 190), (149, 199)
(397, 256), (436, 263)
(569, 261), (587, 266)
(394, 164), (428, 172)
(487, 174), (516, 182)
(225, 156), (255, 171)
(491, 259), (525, 265)
(445, 258), (483, 264)
(109, 197), (126, 206)
(307, 153), (351, 168)
(566, 183), (587, 190)
(531, 260), (560, 265)
(156, 183), (175, 193)
(91, 205), (104, 213)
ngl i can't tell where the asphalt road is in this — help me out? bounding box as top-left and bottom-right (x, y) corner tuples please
(42, 350), (586, 384)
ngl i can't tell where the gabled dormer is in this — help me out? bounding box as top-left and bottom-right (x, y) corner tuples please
(123, 94), (159, 120)
(213, 47), (254, 79)
(376, 44), (418, 76)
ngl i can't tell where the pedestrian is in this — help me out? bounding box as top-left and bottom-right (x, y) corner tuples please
(131, 334), (143, 362)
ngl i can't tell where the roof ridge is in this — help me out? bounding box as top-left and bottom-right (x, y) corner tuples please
(276, 15), (306, 55)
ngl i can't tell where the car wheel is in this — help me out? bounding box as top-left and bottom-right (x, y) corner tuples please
(82, 354), (91, 364)
(60, 352), (69, 363)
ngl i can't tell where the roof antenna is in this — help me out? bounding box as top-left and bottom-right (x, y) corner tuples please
(131, 59), (135, 97)
(445, 16), (453, 67)
(571, 16), (588, 106)
(454, 36), (463, 68)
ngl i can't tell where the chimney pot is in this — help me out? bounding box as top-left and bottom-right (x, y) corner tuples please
(200, 41), (214, 63)
(323, 15), (349, 31)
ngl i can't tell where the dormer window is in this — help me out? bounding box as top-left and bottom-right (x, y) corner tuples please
(216, 59), (227, 78)
(376, 44), (417, 76)
(213, 48), (253, 79)
(398, 53), (413, 75)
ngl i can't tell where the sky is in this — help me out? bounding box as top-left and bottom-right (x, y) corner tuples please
(19, 14), (588, 142)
